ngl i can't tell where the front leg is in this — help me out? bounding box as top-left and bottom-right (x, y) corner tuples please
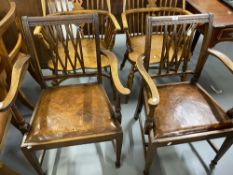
(227, 107), (233, 118)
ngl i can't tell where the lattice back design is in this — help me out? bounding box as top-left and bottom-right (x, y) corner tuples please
(126, 8), (189, 36)
(124, 0), (185, 11)
(43, 0), (110, 14)
(22, 14), (102, 86)
(144, 14), (212, 78)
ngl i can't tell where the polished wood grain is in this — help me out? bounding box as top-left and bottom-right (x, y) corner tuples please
(134, 14), (233, 175)
(187, 0), (233, 48)
(187, 0), (233, 27)
(21, 14), (130, 175)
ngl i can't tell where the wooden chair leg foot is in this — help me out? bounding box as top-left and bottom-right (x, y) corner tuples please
(115, 161), (121, 168)
(144, 145), (156, 175)
(115, 134), (123, 168)
(210, 160), (217, 168)
(211, 136), (233, 165)
(143, 170), (149, 175)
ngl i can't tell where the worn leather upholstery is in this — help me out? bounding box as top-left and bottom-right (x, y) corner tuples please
(147, 83), (233, 138)
(25, 83), (121, 143)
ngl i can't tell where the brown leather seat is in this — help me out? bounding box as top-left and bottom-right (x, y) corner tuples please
(25, 84), (121, 144)
(47, 39), (110, 70)
(151, 83), (233, 138)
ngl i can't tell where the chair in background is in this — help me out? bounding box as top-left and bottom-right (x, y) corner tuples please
(0, 40), (30, 175)
(35, 0), (120, 83)
(0, 2), (34, 111)
(0, 2), (32, 133)
(134, 14), (233, 175)
(121, 0), (191, 102)
(21, 14), (130, 175)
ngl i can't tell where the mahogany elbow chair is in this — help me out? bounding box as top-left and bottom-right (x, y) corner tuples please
(21, 14), (130, 175)
(134, 13), (233, 175)
(120, 0), (192, 102)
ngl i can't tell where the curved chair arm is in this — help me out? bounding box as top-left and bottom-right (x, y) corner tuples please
(0, 54), (30, 112)
(0, 2), (16, 36)
(136, 55), (160, 106)
(9, 33), (23, 62)
(208, 48), (233, 74)
(33, 26), (50, 50)
(100, 50), (130, 95)
(108, 13), (121, 32)
(121, 12), (128, 31)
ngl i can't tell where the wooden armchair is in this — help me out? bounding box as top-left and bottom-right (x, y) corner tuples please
(121, 0), (191, 102)
(134, 14), (233, 175)
(0, 43), (30, 175)
(36, 0), (120, 73)
(0, 2), (34, 111)
(21, 14), (130, 175)
(0, 2), (32, 133)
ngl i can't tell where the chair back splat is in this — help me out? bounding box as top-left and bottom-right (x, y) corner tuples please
(22, 14), (102, 88)
(144, 14), (213, 80)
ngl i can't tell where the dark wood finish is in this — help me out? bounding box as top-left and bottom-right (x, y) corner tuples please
(120, 0), (191, 102)
(21, 14), (130, 175)
(187, 0), (233, 48)
(134, 14), (233, 175)
(10, 0), (43, 17)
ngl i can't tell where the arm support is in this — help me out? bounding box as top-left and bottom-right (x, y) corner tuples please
(136, 55), (160, 106)
(108, 13), (121, 32)
(121, 12), (128, 31)
(208, 49), (233, 116)
(208, 48), (233, 74)
(0, 54), (30, 111)
(100, 50), (130, 95)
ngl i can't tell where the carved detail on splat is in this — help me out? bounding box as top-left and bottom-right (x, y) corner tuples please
(147, 0), (157, 7)
(72, 0), (84, 10)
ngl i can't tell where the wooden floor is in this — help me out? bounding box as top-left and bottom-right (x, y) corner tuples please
(1, 34), (233, 175)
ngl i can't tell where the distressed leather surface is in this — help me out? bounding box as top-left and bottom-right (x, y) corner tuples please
(25, 84), (121, 143)
(152, 84), (233, 138)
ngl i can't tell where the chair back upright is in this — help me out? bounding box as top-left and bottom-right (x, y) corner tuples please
(143, 14), (213, 82)
(22, 14), (102, 88)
